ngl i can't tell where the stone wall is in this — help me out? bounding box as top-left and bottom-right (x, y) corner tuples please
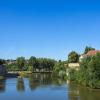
(68, 63), (80, 70)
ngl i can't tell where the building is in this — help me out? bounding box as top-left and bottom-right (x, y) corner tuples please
(6, 60), (16, 65)
(0, 65), (7, 75)
(79, 50), (100, 62)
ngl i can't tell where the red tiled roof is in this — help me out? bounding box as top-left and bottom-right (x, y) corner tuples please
(80, 50), (100, 59)
(87, 50), (100, 56)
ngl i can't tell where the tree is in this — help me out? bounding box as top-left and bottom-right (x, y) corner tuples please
(87, 53), (100, 88)
(84, 46), (95, 54)
(16, 57), (25, 71)
(35, 58), (55, 72)
(53, 60), (66, 77)
(46, 59), (55, 72)
(28, 56), (37, 71)
(0, 59), (5, 65)
(68, 51), (79, 63)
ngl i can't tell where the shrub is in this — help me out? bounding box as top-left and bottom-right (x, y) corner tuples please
(69, 53), (100, 89)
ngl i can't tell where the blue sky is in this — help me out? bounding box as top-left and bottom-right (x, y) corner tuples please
(0, 0), (100, 60)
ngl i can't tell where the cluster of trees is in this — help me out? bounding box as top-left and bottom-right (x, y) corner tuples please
(0, 57), (66, 75)
(6, 56), (56, 72)
(53, 60), (66, 77)
(68, 46), (96, 63)
(84, 46), (95, 54)
(68, 47), (100, 89)
(79, 53), (100, 88)
(28, 57), (56, 72)
(0, 59), (5, 65)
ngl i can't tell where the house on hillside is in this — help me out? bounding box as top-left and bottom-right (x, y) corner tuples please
(79, 50), (100, 62)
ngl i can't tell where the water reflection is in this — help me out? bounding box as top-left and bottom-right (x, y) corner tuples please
(68, 83), (79, 100)
(0, 80), (5, 93)
(17, 77), (25, 92)
(0, 74), (100, 100)
(68, 83), (100, 100)
(29, 73), (65, 91)
(79, 86), (100, 100)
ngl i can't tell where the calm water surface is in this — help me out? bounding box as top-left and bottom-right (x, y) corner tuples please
(0, 74), (100, 100)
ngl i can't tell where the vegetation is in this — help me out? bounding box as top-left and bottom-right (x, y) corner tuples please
(0, 76), (5, 80)
(0, 46), (100, 90)
(84, 46), (95, 54)
(16, 57), (25, 71)
(5, 57), (56, 72)
(53, 60), (66, 78)
(69, 53), (100, 89)
(0, 59), (5, 65)
(17, 77), (25, 91)
(68, 51), (79, 63)
(6, 63), (19, 71)
(28, 56), (37, 71)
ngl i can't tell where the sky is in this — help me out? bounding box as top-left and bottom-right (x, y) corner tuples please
(0, 0), (100, 60)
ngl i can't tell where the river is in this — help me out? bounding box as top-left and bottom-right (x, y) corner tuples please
(0, 73), (100, 100)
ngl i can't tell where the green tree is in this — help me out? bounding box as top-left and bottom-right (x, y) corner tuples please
(53, 60), (66, 77)
(28, 56), (37, 71)
(16, 57), (25, 71)
(36, 58), (55, 72)
(87, 53), (100, 88)
(84, 46), (95, 54)
(68, 51), (79, 63)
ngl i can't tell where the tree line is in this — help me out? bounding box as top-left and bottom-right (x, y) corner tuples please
(1, 56), (56, 72)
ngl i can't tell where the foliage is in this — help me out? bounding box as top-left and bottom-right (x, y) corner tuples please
(53, 60), (66, 77)
(68, 51), (79, 63)
(17, 77), (25, 91)
(16, 57), (25, 71)
(19, 71), (29, 77)
(84, 46), (95, 54)
(0, 59), (5, 65)
(0, 76), (5, 80)
(31, 58), (56, 72)
(28, 56), (37, 70)
(69, 53), (100, 89)
(54, 60), (65, 72)
(6, 63), (19, 71)
(6, 57), (56, 72)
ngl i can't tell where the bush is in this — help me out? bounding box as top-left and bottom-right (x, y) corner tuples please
(69, 53), (100, 89)
(59, 70), (66, 78)
(0, 76), (4, 80)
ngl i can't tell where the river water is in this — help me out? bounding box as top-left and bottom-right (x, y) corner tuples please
(0, 73), (100, 100)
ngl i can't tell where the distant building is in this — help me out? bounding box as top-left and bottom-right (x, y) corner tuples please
(0, 65), (7, 75)
(79, 50), (100, 62)
(6, 60), (16, 65)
